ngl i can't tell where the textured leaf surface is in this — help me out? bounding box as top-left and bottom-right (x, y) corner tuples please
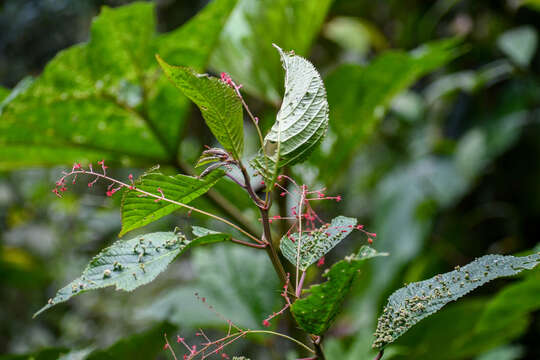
(0, 0), (237, 168)
(280, 216), (356, 271)
(156, 56), (244, 159)
(291, 246), (387, 335)
(120, 169), (224, 236)
(251, 45), (329, 188)
(35, 230), (229, 317)
(210, 0), (333, 104)
(373, 253), (540, 349)
(314, 38), (463, 182)
(137, 244), (279, 329)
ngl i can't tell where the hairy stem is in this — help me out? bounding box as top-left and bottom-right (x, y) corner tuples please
(231, 237), (267, 249)
(175, 159), (261, 237)
(260, 207), (290, 291)
(61, 169), (263, 245)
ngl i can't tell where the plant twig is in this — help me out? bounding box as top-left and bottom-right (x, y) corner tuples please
(374, 350), (384, 360)
(56, 168), (263, 245)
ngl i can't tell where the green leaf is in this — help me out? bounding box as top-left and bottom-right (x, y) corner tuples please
(0, 0), (237, 168)
(313, 38), (464, 182)
(120, 169), (224, 236)
(156, 56), (244, 159)
(497, 26), (538, 67)
(280, 216), (357, 271)
(0, 348), (69, 360)
(0, 86), (9, 102)
(138, 244), (280, 329)
(210, 0), (333, 104)
(35, 230), (229, 317)
(372, 253), (540, 349)
(391, 299), (528, 360)
(85, 322), (176, 360)
(476, 275), (540, 332)
(0, 77), (33, 115)
(251, 45), (329, 188)
(291, 246), (387, 335)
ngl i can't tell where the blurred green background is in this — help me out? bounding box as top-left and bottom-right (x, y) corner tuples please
(1, 0), (539, 359)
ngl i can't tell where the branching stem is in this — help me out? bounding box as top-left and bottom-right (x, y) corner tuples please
(59, 169), (263, 245)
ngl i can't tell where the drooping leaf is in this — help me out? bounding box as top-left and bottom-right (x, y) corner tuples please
(251, 45), (329, 188)
(0, 0), (237, 168)
(210, 0), (333, 104)
(291, 246), (387, 335)
(372, 253), (540, 349)
(156, 56), (244, 159)
(34, 231), (230, 317)
(313, 38), (464, 183)
(280, 216), (357, 271)
(137, 244), (280, 329)
(120, 169), (224, 236)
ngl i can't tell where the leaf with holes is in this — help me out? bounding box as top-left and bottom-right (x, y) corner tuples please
(280, 216), (357, 271)
(291, 246), (387, 335)
(34, 231), (230, 317)
(372, 253), (540, 349)
(251, 44), (329, 189)
(156, 56), (244, 160)
(120, 169), (224, 236)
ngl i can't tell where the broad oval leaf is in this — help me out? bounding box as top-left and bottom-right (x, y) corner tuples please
(120, 169), (224, 236)
(156, 56), (244, 160)
(372, 253), (540, 349)
(0, 0), (238, 168)
(251, 44), (329, 188)
(291, 246), (388, 335)
(280, 216), (357, 271)
(35, 230), (230, 317)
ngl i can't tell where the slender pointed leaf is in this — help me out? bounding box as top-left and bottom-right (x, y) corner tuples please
(291, 246), (388, 335)
(373, 253), (540, 349)
(120, 169), (224, 236)
(280, 216), (357, 271)
(156, 56), (244, 160)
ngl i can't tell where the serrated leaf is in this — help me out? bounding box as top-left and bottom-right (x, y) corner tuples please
(373, 253), (540, 349)
(120, 169), (224, 236)
(35, 230), (230, 317)
(156, 56), (244, 160)
(251, 45), (329, 188)
(291, 246), (387, 335)
(0, 0), (237, 168)
(280, 216), (356, 271)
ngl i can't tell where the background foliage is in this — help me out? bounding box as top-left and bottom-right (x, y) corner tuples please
(1, 0), (539, 359)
